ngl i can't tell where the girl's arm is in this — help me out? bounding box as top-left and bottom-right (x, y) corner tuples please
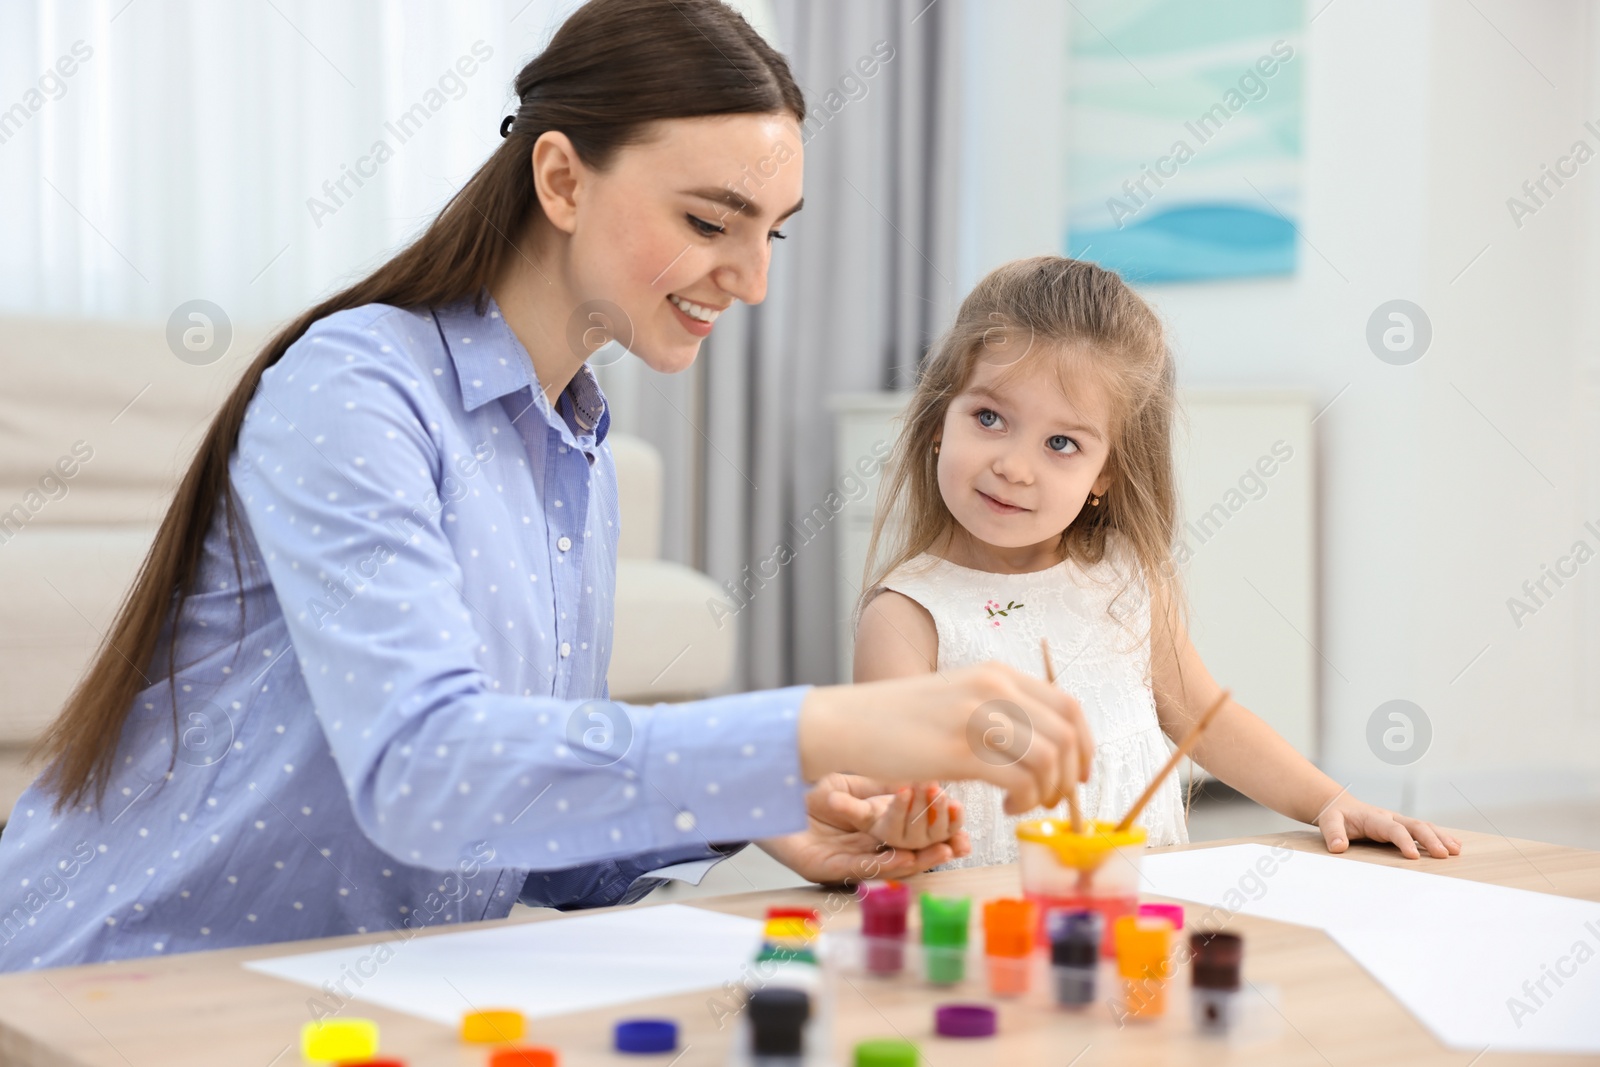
(854, 589), (940, 681)
(1149, 578), (1462, 859)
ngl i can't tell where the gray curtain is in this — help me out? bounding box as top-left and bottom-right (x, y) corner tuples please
(707, 0), (953, 687)
(600, 0), (963, 690)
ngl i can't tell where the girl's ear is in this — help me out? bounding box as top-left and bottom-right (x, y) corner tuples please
(531, 130), (585, 235)
(1091, 472), (1112, 497)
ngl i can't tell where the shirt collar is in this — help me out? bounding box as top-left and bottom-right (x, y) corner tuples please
(433, 294), (611, 446)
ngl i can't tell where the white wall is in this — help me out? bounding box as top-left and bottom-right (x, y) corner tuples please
(960, 0), (1600, 815)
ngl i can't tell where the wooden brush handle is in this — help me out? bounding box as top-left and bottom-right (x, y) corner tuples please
(1113, 688), (1231, 834)
(1040, 638), (1085, 835)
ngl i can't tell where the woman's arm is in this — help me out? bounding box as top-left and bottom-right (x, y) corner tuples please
(237, 312), (816, 872)
(1149, 578), (1460, 859)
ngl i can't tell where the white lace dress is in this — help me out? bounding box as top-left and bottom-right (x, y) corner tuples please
(874, 538), (1188, 868)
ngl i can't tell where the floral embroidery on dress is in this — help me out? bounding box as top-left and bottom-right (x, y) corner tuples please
(983, 599), (1024, 627)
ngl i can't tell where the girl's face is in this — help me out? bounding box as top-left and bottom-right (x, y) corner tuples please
(936, 348), (1115, 568)
(562, 112), (805, 375)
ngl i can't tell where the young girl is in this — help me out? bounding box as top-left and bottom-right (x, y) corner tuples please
(855, 256), (1463, 868)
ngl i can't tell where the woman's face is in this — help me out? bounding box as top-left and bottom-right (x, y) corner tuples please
(562, 112), (805, 375)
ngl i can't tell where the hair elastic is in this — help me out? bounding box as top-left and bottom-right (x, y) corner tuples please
(500, 114), (515, 138)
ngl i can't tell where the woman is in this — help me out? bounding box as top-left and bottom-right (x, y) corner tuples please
(0, 0), (1090, 972)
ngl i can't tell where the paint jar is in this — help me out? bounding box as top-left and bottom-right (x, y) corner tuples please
(742, 939), (832, 1066)
(746, 987), (811, 1066)
(764, 907), (822, 949)
(858, 881), (910, 976)
(853, 1038), (919, 1067)
(981, 898), (1037, 998)
(918, 893), (970, 986)
(1016, 819), (1147, 957)
(1113, 914), (1174, 1020)
(1047, 909), (1102, 1007)
(1138, 902), (1184, 932)
(1190, 931), (1243, 1035)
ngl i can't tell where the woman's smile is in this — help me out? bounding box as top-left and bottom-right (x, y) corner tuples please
(667, 292), (722, 337)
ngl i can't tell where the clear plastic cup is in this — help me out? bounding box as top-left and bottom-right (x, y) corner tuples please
(1016, 819), (1147, 957)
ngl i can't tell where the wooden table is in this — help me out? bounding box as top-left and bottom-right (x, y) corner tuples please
(2, 828), (1597, 1067)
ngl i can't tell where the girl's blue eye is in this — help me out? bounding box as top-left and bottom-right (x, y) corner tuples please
(976, 409), (1001, 429)
(1047, 434), (1078, 454)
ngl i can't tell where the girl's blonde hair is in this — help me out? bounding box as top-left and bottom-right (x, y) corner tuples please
(860, 256), (1188, 654)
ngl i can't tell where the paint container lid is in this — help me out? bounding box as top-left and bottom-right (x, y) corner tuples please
(934, 1003), (997, 1038)
(489, 1048), (558, 1067)
(754, 944), (819, 966)
(461, 1009), (525, 1043)
(855, 1037), (920, 1067)
(748, 988), (811, 1056)
(768, 906), (822, 922)
(982, 898), (1037, 958)
(765, 914), (821, 942)
(1139, 902), (1185, 930)
(615, 1018), (679, 1054)
(1113, 915), (1174, 980)
(919, 893), (971, 948)
(301, 1018), (378, 1062)
(1048, 909), (1102, 967)
(859, 880), (911, 936)
(1190, 931), (1244, 991)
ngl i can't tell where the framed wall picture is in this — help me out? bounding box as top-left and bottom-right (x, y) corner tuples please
(1065, 0), (1306, 283)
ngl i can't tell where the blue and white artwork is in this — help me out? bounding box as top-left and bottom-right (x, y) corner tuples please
(1065, 0), (1305, 284)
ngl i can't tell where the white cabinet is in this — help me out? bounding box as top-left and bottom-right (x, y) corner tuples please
(830, 390), (1317, 765)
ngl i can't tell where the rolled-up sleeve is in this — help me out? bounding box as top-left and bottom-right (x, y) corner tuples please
(231, 314), (810, 872)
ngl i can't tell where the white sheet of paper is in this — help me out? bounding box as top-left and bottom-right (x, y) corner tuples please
(1141, 844), (1600, 1054)
(244, 903), (764, 1025)
(639, 856), (723, 886)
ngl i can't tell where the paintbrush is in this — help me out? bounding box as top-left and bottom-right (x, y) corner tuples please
(1040, 638), (1084, 834)
(1113, 688), (1230, 833)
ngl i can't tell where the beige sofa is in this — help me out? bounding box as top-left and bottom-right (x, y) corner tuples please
(0, 317), (733, 823)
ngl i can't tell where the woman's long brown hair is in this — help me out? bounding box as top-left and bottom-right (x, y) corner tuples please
(31, 0), (806, 813)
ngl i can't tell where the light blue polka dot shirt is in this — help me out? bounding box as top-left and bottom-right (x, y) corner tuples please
(0, 295), (811, 972)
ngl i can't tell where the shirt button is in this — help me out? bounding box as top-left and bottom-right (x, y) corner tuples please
(557, 536), (572, 552)
(560, 642), (571, 658)
(674, 811), (696, 832)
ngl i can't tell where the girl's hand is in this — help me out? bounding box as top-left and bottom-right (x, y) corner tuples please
(812, 774), (969, 855)
(1316, 797), (1463, 859)
(797, 663), (1094, 815)
(758, 774), (967, 884)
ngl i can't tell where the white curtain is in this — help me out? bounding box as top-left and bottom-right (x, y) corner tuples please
(0, 0), (578, 323)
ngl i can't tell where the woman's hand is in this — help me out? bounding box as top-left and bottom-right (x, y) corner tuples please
(796, 663), (1094, 816)
(810, 773), (969, 855)
(1316, 796), (1463, 859)
(757, 774), (967, 884)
